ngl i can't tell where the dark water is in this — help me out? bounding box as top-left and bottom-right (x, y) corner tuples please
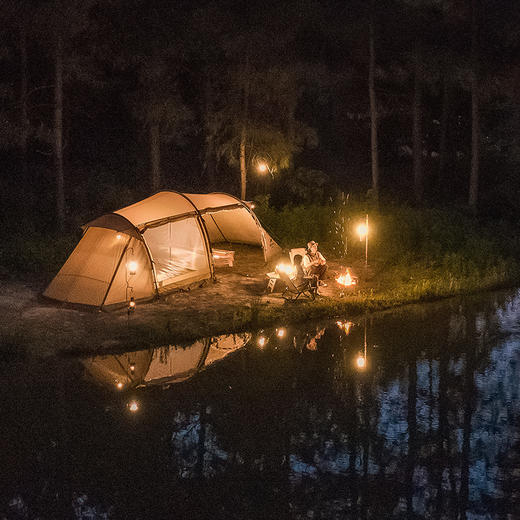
(3, 290), (520, 519)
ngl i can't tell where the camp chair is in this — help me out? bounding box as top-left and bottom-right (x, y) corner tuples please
(289, 247), (307, 266)
(278, 271), (317, 301)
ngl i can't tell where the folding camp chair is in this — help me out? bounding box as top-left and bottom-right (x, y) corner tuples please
(278, 271), (317, 301)
(289, 247), (307, 266)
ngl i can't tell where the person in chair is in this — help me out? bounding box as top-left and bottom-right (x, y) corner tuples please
(293, 254), (318, 292)
(302, 241), (327, 286)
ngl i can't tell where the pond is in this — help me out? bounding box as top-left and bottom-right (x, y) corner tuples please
(2, 289), (520, 519)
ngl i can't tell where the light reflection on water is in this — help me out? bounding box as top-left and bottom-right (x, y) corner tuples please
(2, 289), (520, 518)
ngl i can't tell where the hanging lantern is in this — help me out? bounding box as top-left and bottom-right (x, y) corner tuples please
(128, 400), (139, 412)
(128, 261), (138, 275)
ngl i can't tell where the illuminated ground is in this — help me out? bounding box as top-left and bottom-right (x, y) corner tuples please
(0, 245), (365, 357)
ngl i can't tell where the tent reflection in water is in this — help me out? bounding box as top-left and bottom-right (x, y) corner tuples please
(43, 191), (280, 309)
(82, 333), (251, 390)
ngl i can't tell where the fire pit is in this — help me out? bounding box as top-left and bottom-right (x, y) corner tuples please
(335, 268), (357, 296)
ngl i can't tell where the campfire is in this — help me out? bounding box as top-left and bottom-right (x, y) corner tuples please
(335, 268), (357, 287)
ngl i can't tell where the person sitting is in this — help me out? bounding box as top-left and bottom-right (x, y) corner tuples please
(302, 240), (327, 286)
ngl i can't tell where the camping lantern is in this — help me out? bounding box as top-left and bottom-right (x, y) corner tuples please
(128, 400), (139, 412)
(128, 261), (138, 275)
(128, 297), (136, 312)
(275, 263), (296, 278)
(356, 214), (369, 266)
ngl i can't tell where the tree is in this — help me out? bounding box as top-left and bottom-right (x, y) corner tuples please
(468, 0), (480, 213)
(130, 58), (193, 193)
(368, 0), (380, 205)
(34, 0), (97, 231)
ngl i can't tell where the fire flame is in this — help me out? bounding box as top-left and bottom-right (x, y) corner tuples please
(336, 268), (356, 287)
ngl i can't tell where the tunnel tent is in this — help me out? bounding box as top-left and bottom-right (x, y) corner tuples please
(43, 191), (280, 309)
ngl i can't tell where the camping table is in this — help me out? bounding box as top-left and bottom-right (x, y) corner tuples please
(266, 272), (280, 292)
(212, 249), (235, 267)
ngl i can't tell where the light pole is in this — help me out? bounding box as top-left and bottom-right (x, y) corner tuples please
(356, 214), (369, 267)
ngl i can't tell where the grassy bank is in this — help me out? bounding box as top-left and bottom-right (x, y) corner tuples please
(246, 203), (520, 326)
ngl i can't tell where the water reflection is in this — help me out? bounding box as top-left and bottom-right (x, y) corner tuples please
(82, 333), (251, 390)
(2, 290), (520, 518)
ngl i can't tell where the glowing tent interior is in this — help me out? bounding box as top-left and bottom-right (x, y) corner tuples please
(43, 191), (280, 308)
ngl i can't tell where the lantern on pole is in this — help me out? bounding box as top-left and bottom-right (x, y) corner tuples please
(356, 214), (369, 267)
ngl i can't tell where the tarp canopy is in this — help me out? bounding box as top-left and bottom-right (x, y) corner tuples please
(43, 191), (280, 308)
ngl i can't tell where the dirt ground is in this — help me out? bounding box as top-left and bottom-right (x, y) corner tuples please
(0, 245), (359, 357)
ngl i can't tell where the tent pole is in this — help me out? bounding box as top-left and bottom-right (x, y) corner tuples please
(209, 214), (229, 242)
(139, 234), (160, 300)
(100, 236), (133, 310)
(197, 215), (215, 282)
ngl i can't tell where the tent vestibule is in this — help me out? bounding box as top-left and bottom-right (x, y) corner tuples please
(43, 191), (280, 309)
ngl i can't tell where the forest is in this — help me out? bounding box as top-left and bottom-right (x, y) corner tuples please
(1, 0), (520, 237)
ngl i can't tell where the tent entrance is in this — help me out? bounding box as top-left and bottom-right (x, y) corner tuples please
(143, 217), (211, 290)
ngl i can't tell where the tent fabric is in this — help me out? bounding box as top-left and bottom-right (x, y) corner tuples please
(43, 191), (280, 308)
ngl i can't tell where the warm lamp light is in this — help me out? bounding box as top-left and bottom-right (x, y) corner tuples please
(257, 162), (268, 173)
(277, 328), (286, 338)
(357, 214), (369, 266)
(116, 382), (124, 390)
(128, 261), (138, 275)
(128, 400), (139, 412)
(116, 234), (122, 240)
(356, 354), (367, 369)
(356, 223), (368, 239)
(128, 297), (136, 312)
(275, 263), (296, 277)
(258, 336), (266, 347)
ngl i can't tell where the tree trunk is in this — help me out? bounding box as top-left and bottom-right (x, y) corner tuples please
(368, 1), (379, 205)
(468, 0), (480, 213)
(203, 77), (216, 190)
(412, 45), (423, 205)
(286, 94), (297, 172)
(438, 74), (451, 196)
(20, 24), (29, 188)
(150, 124), (161, 193)
(54, 32), (65, 231)
(239, 55), (250, 201)
(240, 130), (247, 200)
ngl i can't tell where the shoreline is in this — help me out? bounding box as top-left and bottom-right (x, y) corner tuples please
(2, 258), (518, 360)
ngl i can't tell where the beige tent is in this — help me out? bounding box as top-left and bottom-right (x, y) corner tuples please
(43, 191), (280, 308)
(82, 333), (251, 389)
